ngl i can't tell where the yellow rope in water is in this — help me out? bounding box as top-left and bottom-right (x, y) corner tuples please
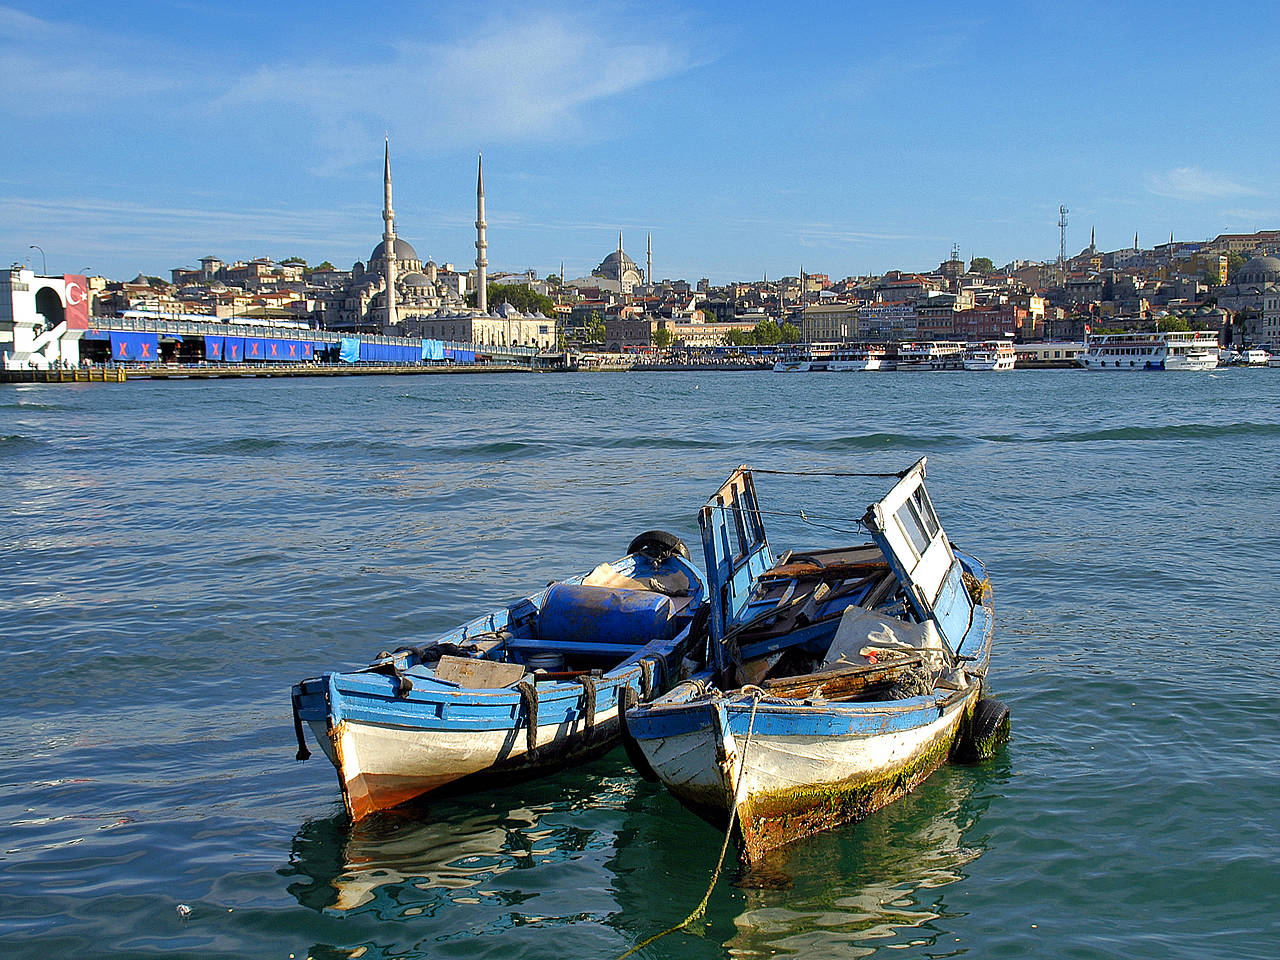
(616, 694), (762, 960)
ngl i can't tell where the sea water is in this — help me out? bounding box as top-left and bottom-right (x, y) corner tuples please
(1, 369), (1278, 959)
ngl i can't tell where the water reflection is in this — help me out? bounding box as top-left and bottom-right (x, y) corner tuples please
(285, 759), (639, 918)
(721, 762), (1004, 958)
(283, 753), (1006, 960)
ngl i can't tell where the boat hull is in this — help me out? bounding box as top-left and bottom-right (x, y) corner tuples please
(324, 697), (625, 820)
(631, 686), (979, 863)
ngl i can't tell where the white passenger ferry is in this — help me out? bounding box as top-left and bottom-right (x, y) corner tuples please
(963, 341), (1016, 371)
(1078, 331), (1219, 371)
(896, 341), (964, 371)
(772, 348), (812, 372)
(827, 344), (890, 372)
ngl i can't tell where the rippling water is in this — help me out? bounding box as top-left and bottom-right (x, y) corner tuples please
(2, 369), (1278, 959)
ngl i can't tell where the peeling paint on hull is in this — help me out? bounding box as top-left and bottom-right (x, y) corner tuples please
(646, 689), (978, 864)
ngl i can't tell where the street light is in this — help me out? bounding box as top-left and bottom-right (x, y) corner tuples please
(29, 245), (46, 274)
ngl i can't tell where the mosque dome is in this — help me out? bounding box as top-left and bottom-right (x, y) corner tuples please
(401, 271), (431, 288)
(596, 249), (639, 277)
(1236, 255), (1280, 286)
(369, 237), (419, 264)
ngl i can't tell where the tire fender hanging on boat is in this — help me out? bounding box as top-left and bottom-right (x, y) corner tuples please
(516, 680), (539, 754)
(954, 696), (1010, 763)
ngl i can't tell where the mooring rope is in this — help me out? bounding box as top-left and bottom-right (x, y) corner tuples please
(616, 692), (762, 960)
(748, 467), (910, 479)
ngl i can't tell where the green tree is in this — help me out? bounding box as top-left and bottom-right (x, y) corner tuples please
(1156, 315), (1190, 331)
(467, 283), (555, 315)
(779, 321), (801, 342)
(753, 319), (783, 345)
(969, 256), (994, 274)
(1226, 252), (1249, 283)
(652, 326), (674, 349)
(304, 261), (335, 276)
(586, 311), (606, 344)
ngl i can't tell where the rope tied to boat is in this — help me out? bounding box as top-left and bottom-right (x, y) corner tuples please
(290, 690), (311, 762)
(637, 658), (656, 701)
(616, 690), (763, 960)
(575, 674), (597, 730)
(516, 680), (539, 754)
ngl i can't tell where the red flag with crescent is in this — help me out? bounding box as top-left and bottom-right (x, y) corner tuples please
(63, 275), (89, 330)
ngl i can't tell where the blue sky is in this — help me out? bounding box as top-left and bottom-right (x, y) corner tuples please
(3, 0), (1278, 283)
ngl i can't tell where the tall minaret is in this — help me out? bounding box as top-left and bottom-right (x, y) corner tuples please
(382, 137), (398, 330)
(475, 153), (488, 314)
(647, 233), (652, 284)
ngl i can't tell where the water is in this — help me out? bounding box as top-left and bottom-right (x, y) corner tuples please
(2, 369), (1278, 959)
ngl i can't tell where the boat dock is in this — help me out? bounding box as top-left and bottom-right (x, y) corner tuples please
(1, 362), (533, 384)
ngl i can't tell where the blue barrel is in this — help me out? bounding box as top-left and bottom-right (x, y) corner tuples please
(538, 584), (674, 648)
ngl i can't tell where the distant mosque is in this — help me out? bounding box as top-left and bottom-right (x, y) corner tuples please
(324, 143), (556, 352)
(567, 232), (652, 294)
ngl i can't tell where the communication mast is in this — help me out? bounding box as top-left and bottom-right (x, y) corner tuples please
(1057, 205), (1070, 280)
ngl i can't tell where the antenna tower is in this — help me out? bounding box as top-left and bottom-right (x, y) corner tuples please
(951, 241), (961, 264)
(1058, 205), (1070, 276)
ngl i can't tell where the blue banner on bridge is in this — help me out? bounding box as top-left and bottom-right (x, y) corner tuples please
(109, 331), (159, 362)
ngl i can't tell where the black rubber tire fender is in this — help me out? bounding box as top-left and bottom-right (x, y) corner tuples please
(955, 696), (1011, 763)
(627, 529), (691, 562)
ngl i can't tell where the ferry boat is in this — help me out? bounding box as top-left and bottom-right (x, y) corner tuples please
(963, 341), (1016, 371)
(1078, 331), (1219, 371)
(772, 347), (812, 372)
(827, 344), (890, 372)
(896, 341), (964, 371)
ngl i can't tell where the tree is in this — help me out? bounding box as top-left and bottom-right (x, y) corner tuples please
(1226, 252), (1249, 283)
(466, 283), (555, 315)
(586, 311), (606, 344)
(753, 318), (783, 345)
(969, 256), (994, 274)
(779, 321), (802, 342)
(1156, 315), (1190, 332)
(652, 326), (674, 349)
(304, 261), (335, 276)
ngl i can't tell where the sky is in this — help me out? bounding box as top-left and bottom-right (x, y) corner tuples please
(2, 0), (1279, 284)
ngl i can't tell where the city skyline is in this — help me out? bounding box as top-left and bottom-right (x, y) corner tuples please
(3, 0), (1279, 282)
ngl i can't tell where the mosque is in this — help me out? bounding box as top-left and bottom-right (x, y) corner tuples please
(324, 143), (557, 352)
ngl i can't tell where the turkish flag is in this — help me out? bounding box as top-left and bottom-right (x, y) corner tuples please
(64, 275), (89, 330)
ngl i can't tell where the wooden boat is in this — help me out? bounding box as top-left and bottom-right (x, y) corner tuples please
(292, 531), (707, 820)
(623, 460), (1005, 865)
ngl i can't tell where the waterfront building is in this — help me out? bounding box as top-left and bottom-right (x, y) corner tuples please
(1, 267), (89, 370)
(800, 302), (860, 343)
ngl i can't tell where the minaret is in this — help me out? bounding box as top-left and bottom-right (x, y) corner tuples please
(475, 153), (488, 314)
(647, 233), (652, 285)
(382, 137), (398, 330)
(1134, 231), (1139, 251)
(1090, 226), (1096, 252)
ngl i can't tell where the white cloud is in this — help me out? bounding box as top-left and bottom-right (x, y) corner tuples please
(1146, 166), (1260, 201)
(0, 4), (699, 165)
(216, 10), (697, 164)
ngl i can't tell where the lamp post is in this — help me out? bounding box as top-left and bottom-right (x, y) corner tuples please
(29, 245), (46, 274)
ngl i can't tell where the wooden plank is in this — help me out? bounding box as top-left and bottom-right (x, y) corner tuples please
(433, 654), (526, 689)
(761, 651), (923, 700)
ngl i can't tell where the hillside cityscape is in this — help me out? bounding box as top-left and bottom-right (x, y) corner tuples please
(11, 149), (1280, 357)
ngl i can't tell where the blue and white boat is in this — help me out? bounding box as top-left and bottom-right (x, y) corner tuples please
(292, 532), (708, 820)
(623, 460), (1005, 865)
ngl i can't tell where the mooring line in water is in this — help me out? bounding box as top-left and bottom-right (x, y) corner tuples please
(749, 467), (910, 479)
(616, 693), (761, 960)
